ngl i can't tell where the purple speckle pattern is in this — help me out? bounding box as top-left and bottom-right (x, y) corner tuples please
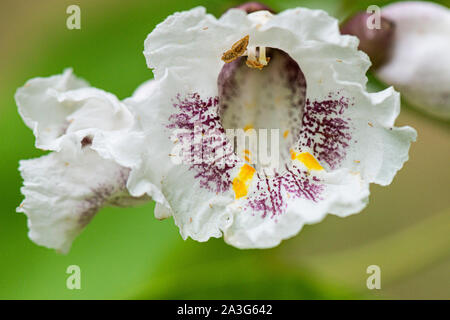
(79, 168), (130, 227)
(249, 172), (285, 219)
(168, 93), (238, 193)
(283, 166), (324, 202)
(168, 89), (352, 219)
(244, 91), (352, 219)
(246, 166), (324, 219)
(299, 93), (353, 169)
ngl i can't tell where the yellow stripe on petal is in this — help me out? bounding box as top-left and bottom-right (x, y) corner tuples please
(232, 164), (256, 199)
(243, 149), (251, 163)
(290, 150), (324, 171)
(244, 124), (254, 132)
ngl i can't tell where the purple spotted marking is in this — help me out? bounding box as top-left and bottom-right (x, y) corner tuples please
(245, 91), (351, 219)
(168, 93), (238, 193)
(79, 168), (130, 227)
(249, 172), (285, 219)
(283, 166), (324, 202)
(168, 85), (348, 218)
(168, 93), (220, 131)
(246, 165), (324, 219)
(299, 93), (353, 169)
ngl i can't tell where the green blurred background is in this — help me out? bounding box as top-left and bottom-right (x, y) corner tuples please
(0, 0), (449, 299)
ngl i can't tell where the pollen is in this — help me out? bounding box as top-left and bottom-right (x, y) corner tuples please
(246, 59), (265, 70)
(232, 164), (256, 199)
(221, 35), (249, 63)
(283, 130), (289, 138)
(244, 124), (254, 132)
(290, 150), (324, 171)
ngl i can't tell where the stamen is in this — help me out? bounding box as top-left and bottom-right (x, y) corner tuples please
(221, 35), (249, 63)
(246, 46), (270, 70)
(247, 46), (257, 61)
(221, 35), (271, 69)
(259, 47), (269, 66)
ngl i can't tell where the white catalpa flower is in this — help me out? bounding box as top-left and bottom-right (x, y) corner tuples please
(105, 7), (417, 248)
(375, 2), (450, 119)
(16, 69), (150, 253)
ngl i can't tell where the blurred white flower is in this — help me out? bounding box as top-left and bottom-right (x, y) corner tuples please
(16, 69), (150, 253)
(375, 1), (450, 119)
(342, 2), (450, 119)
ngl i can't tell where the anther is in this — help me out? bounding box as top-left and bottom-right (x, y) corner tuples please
(222, 36), (270, 69)
(221, 35), (249, 63)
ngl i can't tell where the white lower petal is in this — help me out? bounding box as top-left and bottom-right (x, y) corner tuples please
(224, 169), (369, 248)
(17, 148), (146, 253)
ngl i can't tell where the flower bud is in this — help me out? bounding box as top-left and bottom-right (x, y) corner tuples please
(340, 12), (395, 69)
(234, 2), (275, 14)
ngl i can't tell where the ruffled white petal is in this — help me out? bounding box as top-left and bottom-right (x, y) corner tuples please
(130, 79), (159, 102)
(17, 71), (152, 252)
(154, 202), (172, 220)
(17, 147), (146, 253)
(15, 69), (135, 152)
(16, 69), (87, 150)
(375, 2), (450, 119)
(318, 84), (417, 186)
(224, 169), (369, 248)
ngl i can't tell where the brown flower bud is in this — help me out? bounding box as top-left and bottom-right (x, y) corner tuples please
(234, 2), (275, 14)
(340, 12), (395, 69)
